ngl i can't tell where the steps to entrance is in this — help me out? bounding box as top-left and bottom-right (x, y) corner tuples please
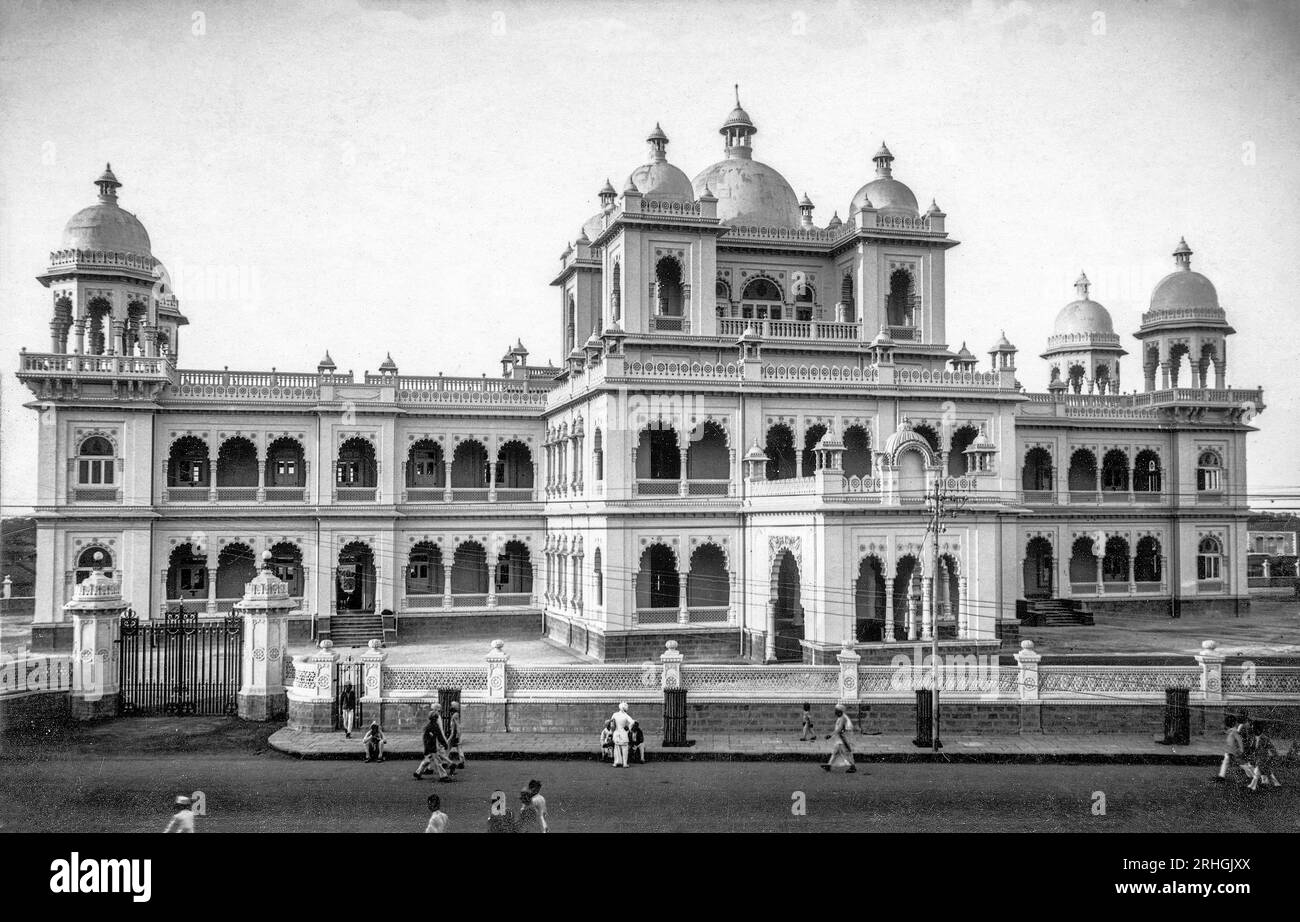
(329, 612), (384, 647)
(1022, 599), (1095, 628)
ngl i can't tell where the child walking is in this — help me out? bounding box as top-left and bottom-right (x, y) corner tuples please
(799, 702), (816, 741)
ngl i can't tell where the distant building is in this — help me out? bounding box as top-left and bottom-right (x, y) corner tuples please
(16, 96), (1267, 659)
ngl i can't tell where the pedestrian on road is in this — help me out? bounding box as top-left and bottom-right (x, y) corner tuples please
(446, 701), (465, 771)
(163, 795), (195, 833)
(612, 720), (630, 768)
(822, 705), (857, 773)
(340, 683), (357, 738)
(629, 720), (646, 763)
(517, 790), (544, 833)
(600, 719), (615, 761)
(611, 701), (634, 732)
(487, 791), (518, 833)
(362, 720), (386, 762)
(1247, 721), (1282, 791)
(425, 794), (448, 833)
(527, 779), (548, 833)
(1216, 717), (1252, 782)
(799, 702), (816, 741)
(413, 706), (453, 782)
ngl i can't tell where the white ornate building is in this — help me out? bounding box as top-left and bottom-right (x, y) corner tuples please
(17, 98), (1265, 662)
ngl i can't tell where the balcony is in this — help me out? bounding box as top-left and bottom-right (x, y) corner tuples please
(717, 318), (859, 341)
(335, 487), (378, 503)
(650, 316), (689, 333)
(633, 479), (733, 498)
(401, 487), (539, 504)
(163, 485), (309, 504)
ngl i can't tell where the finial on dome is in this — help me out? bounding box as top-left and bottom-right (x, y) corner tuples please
(699, 182), (717, 203)
(827, 210), (842, 229)
(1173, 237), (1193, 270)
(379, 352), (398, 373)
(721, 86), (757, 155)
(735, 83), (741, 106)
(95, 163), (121, 202)
(647, 123), (669, 161)
(873, 142), (894, 178)
(927, 198), (943, 216)
(1075, 271), (1091, 300)
(317, 351), (336, 372)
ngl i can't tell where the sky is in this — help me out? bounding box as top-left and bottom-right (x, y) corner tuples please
(1, 0), (1298, 510)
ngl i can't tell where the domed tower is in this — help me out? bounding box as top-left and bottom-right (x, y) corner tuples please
(37, 164), (187, 360)
(850, 142), (920, 218)
(627, 124), (695, 203)
(1134, 238), (1235, 391)
(691, 87), (802, 228)
(1041, 272), (1127, 394)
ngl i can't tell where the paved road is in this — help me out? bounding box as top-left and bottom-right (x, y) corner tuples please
(0, 750), (1294, 833)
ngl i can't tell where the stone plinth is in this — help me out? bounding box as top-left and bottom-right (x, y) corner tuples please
(63, 565), (128, 720)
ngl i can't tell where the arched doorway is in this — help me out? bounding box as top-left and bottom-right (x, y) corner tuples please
(495, 540), (533, 597)
(1023, 537), (1054, 599)
(855, 556), (886, 642)
(771, 550), (803, 661)
(635, 544), (679, 615)
(216, 542), (257, 604)
(166, 543), (207, 602)
(337, 542), (376, 612)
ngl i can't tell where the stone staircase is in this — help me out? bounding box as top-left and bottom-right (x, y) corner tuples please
(1024, 599), (1095, 627)
(329, 611), (384, 647)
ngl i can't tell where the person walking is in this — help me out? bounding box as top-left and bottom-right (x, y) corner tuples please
(163, 795), (196, 833)
(799, 702), (816, 741)
(527, 779), (548, 833)
(1247, 721), (1282, 791)
(1215, 717), (1252, 782)
(413, 706), (453, 782)
(517, 789), (544, 833)
(362, 720), (387, 762)
(822, 705), (857, 773)
(425, 793), (448, 833)
(339, 683), (357, 738)
(445, 701), (465, 771)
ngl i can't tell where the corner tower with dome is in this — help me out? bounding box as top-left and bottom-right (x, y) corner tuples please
(15, 95), (1267, 667)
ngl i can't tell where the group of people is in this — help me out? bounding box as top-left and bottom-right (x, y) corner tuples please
(599, 702), (645, 767)
(413, 702), (465, 781)
(1217, 717), (1289, 791)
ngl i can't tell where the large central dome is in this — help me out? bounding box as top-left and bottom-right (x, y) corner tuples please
(61, 165), (153, 257)
(691, 92), (801, 229)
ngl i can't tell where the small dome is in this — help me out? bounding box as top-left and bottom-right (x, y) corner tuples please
(850, 141), (919, 217)
(61, 164), (153, 257)
(1054, 299), (1115, 335)
(582, 211), (606, 242)
(884, 419), (930, 457)
(1150, 239), (1220, 312)
(628, 123), (694, 203)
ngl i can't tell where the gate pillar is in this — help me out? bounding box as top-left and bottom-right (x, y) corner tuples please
(237, 553), (296, 721)
(287, 640), (341, 731)
(63, 560), (128, 720)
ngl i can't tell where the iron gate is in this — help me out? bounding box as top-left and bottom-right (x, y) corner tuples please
(337, 656), (365, 728)
(118, 606), (243, 716)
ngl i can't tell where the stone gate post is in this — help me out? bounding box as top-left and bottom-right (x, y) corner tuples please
(1195, 639), (1224, 703)
(236, 553), (296, 721)
(64, 563), (128, 720)
(660, 639), (683, 690)
(287, 639), (340, 731)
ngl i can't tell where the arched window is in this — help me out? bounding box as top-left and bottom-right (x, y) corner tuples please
(495, 540), (533, 595)
(216, 436), (258, 487)
(1069, 536), (1097, 586)
(566, 295), (576, 352)
(407, 440), (444, 487)
(1196, 451), (1223, 492)
(1102, 536), (1130, 583)
(496, 440), (534, 489)
(74, 546), (112, 584)
(336, 437), (377, 487)
(406, 542), (443, 596)
(268, 541), (303, 596)
(1068, 448), (1097, 494)
(948, 425), (979, 477)
(839, 273), (855, 321)
(168, 436), (210, 487)
(166, 542), (207, 600)
(1067, 363), (1086, 394)
(764, 424), (797, 480)
(216, 542), (257, 601)
(1101, 449), (1129, 493)
(1133, 450), (1162, 493)
(843, 425), (872, 477)
(855, 556), (887, 641)
(686, 420), (728, 481)
(912, 423), (940, 456)
(886, 267), (916, 327)
(687, 544), (729, 609)
(593, 428), (604, 481)
(452, 541), (489, 596)
(451, 439), (489, 488)
(741, 276), (783, 320)
(611, 260), (622, 322)
(266, 437), (305, 487)
(655, 257), (684, 317)
(715, 278), (730, 312)
(1021, 447), (1053, 494)
(86, 297), (111, 355)
(637, 425), (680, 480)
(1135, 536), (1161, 583)
(1197, 536), (1223, 581)
(636, 544), (679, 611)
(77, 436), (115, 486)
(794, 283), (814, 322)
(1023, 537), (1054, 598)
(800, 423), (828, 475)
(126, 300), (147, 355)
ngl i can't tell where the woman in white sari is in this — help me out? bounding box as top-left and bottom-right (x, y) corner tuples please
(822, 705), (857, 773)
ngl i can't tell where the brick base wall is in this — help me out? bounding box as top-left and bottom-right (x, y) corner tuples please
(287, 697), (336, 732)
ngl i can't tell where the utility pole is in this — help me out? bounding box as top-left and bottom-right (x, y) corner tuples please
(925, 476), (968, 753)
